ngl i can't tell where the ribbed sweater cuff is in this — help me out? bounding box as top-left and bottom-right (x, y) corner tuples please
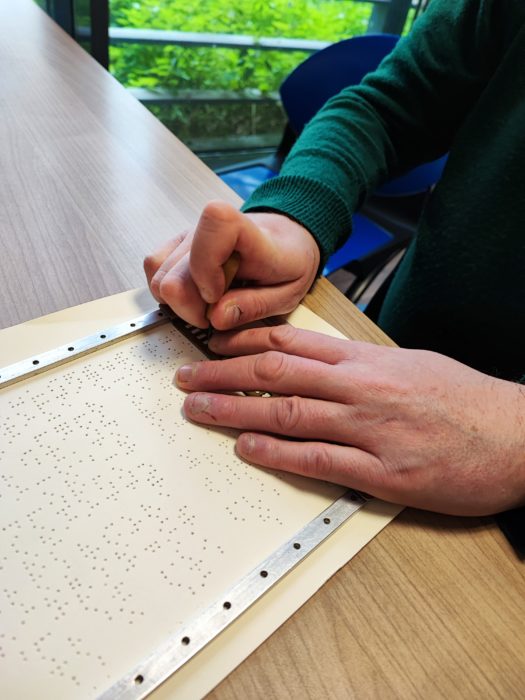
(241, 175), (354, 269)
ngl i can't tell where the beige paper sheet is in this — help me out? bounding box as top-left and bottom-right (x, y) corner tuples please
(0, 290), (402, 699)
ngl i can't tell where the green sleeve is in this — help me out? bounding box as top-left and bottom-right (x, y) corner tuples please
(242, 0), (513, 262)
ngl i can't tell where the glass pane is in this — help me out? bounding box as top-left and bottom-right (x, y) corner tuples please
(108, 1), (377, 165)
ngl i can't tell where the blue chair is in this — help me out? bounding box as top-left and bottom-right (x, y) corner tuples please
(218, 34), (446, 278)
(280, 34), (399, 133)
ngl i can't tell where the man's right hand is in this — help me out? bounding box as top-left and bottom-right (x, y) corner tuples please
(144, 200), (320, 329)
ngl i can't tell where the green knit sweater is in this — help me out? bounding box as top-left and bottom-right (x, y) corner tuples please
(242, 0), (525, 383)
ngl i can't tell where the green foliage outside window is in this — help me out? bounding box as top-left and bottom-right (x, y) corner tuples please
(109, 0), (371, 91)
(108, 1), (373, 157)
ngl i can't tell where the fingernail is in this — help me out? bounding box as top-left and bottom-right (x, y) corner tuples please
(225, 303), (241, 325)
(175, 364), (195, 384)
(189, 393), (211, 415)
(239, 433), (257, 455)
(207, 335), (219, 353)
(199, 286), (214, 304)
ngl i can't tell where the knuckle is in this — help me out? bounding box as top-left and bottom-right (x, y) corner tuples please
(253, 351), (288, 384)
(149, 271), (164, 301)
(143, 253), (160, 280)
(168, 232), (186, 250)
(249, 293), (271, 321)
(302, 444), (334, 479)
(270, 395), (303, 433)
(200, 200), (234, 226)
(288, 286), (307, 310)
(159, 272), (188, 305)
(206, 361), (226, 386)
(268, 324), (298, 350)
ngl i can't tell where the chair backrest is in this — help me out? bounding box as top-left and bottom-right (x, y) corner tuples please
(279, 34), (446, 196)
(280, 34), (399, 135)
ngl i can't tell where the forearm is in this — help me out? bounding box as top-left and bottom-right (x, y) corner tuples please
(243, 0), (518, 261)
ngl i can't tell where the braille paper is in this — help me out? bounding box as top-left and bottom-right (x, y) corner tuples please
(0, 291), (402, 699)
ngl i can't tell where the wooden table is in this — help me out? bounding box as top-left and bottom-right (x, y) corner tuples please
(1, 3), (524, 698)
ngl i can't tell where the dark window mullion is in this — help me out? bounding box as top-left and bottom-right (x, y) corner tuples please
(88, 0), (109, 69)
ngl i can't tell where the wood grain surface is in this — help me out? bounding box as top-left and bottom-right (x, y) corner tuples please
(0, 0), (238, 329)
(1, 3), (524, 699)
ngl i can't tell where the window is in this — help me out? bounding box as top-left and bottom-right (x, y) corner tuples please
(37, 1), (424, 166)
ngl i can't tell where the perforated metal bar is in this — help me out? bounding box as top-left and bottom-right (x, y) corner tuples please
(0, 308), (173, 389)
(98, 490), (368, 700)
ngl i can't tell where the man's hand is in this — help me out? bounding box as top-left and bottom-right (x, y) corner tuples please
(175, 325), (525, 516)
(144, 201), (320, 329)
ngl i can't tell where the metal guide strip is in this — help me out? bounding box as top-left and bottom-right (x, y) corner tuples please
(0, 307), (286, 388)
(98, 489), (368, 700)
(0, 307), (219, 389)
(0, 308), (169, 388)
